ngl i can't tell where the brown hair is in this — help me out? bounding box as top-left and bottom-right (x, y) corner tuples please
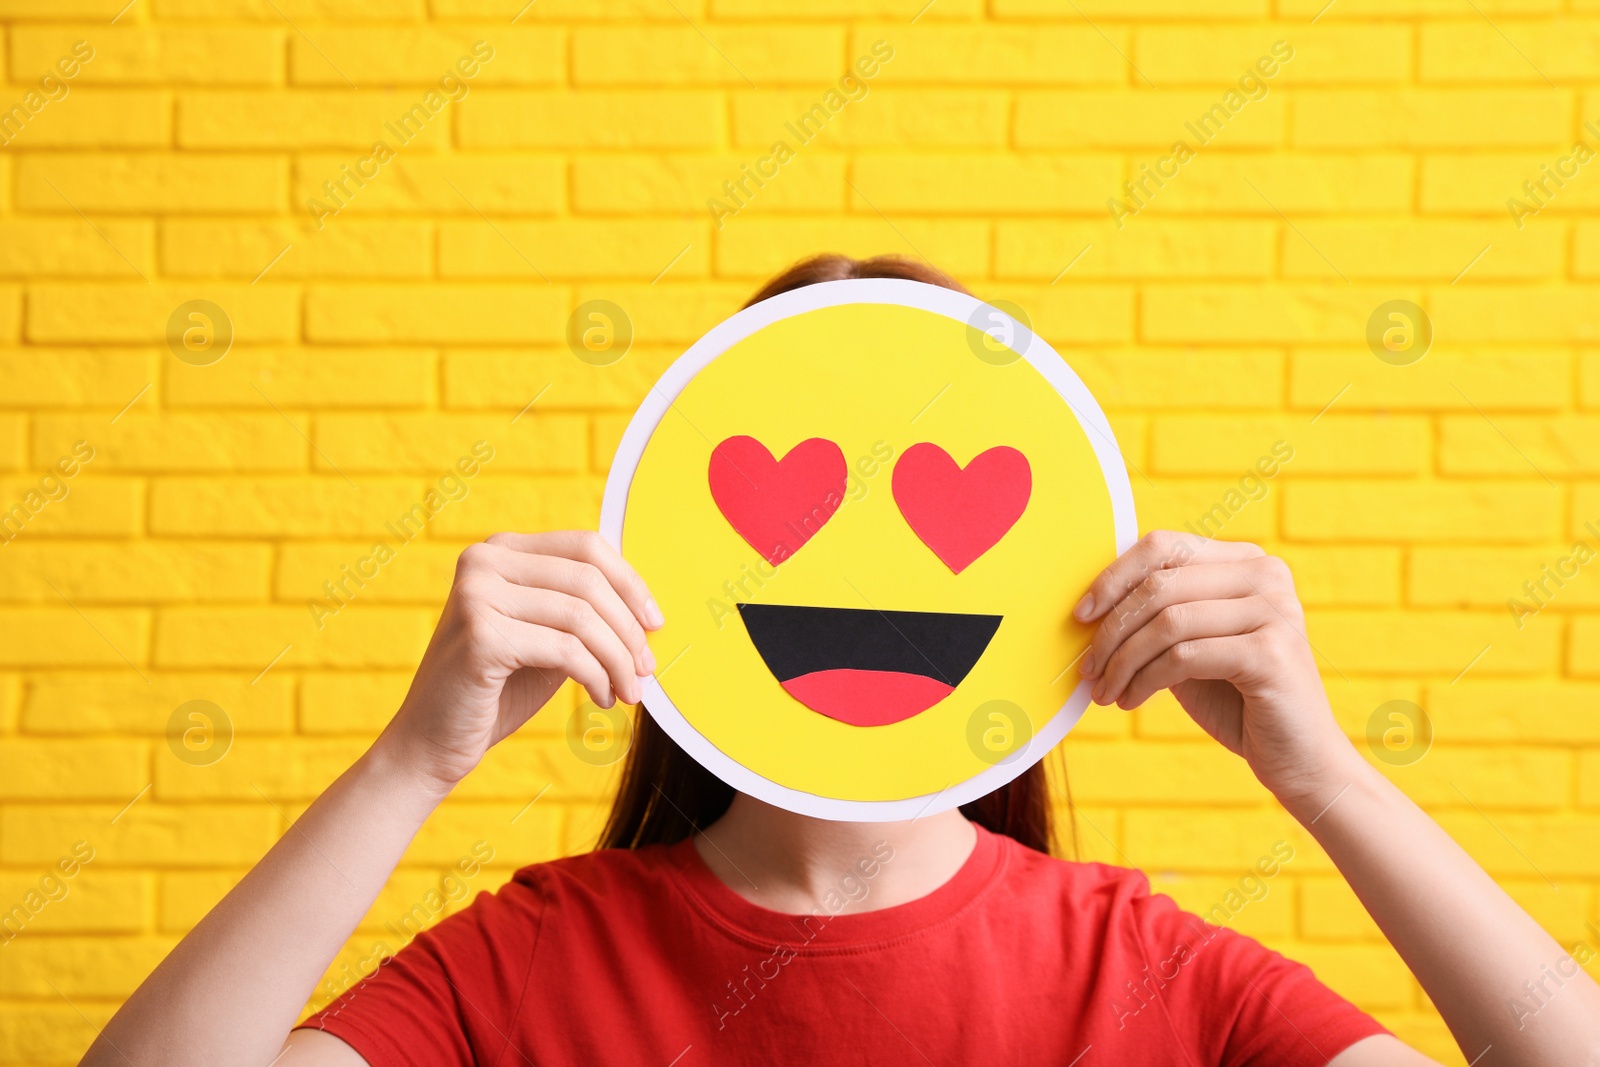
(596, 253), (1069, 856)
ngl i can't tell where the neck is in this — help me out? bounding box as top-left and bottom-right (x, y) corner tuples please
(694, 793), (978, 915)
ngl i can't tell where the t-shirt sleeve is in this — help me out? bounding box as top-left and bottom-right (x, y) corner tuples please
(294, 871), (547, 1067)
(1131, 890), (1390, 1067)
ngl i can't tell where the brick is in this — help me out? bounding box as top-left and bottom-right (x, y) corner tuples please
(1421, 21), (1600, 82)
(1017, 90), (1286, 149)
(574, 26), (843, 85)
(1424, 681), (1600, 743)
(161, 219), (431, 280)
(592, 412), (631, 473)
(1279, 0), (1553, 11)
(155, 738), (366, 799)
(1566, 617), (1600, 676)
(1150, 415), (1427, 475)
(1293, 89), (1571, 148)
(996, 219), (1275, 280)
(21, 673), (295, 735)
(1138, 27), (1409, 85)
(1300, 877), (1383, 941)
(0, 89), (169, 147)
(1122, 153), (1415, 215)
(1291, 944), (1414, 1010)
(985, 284), (1135, 344)
(1431, 287), (1600, 343)
(1067, 741), (1259, 803)
(1124, 808), (1332, 873)
(1430, 811), (1600, 877)
(314, 413), (584, 472)
(277, 542), (458, 603)
(1065, 348), (1283, 410)
(1411, 546), (1600, 610)
(439, 219), (709, 280)
(0, 739), (146, 799)
(165, 348), (436, 408)
(0, 0), (128, 13)
(401, 801), (561, 867)
(0, 869), (148, 934)
(293, 154), (563, 216)
(1134, 480), (1277, 542)
(850, 153), (1120, 212)
(1142, 285), (1409, 343)
(1307, 610), (1558, 675)
(0, 935), (175, 998)
(290, 28), (563, 85)
(0, 475), (141, 538)
(1290, 348), (1569, 412)
(0, 608), (148, 668)
(0, 417), (22, 470)
(10, 27), (282, 84)
(457, 90), (721, 148)
(148, 477), (422, 537)
(573, 153), (846, 214)
(732, 90), (1008, 149)
(998, 0), (1265, 12)
(573, 282), (752, 345)
(444, 348), (678, 412)
(850, 25), (1124, 84)
(715, 217), (989, 280)
(718, 0), (981, 15)
(1422, 152), (1600, 214)
(305, 284), (568, 343)
(5, 806), (276, 873)
(1283, 220), (1560, 281)
(1277, 547), (1402, 607)
(1146, 872), (1293, 940)
(1285, 482), (1560, 543)
(154, 0), (423, 17)
(0, 349), (157, 407)
(177, 91), (452, 149)
(27, 283), (297, 344)
(33, 413), (307, 472)
(1372, 745), (1569, 809)
(432, 0), (699, 14)
(299, 671), (416, 733)
(0, 220), (154, 278)
(0, 542), (272, 603)
(1441, 415), (1600, 475)
(1565, 223), (1600, 278)
(17, 153), (285, 213)
(421, 476), (605, 537)
(153, 606), (432, 668)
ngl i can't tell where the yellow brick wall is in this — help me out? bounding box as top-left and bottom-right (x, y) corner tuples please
(0, 1), (1595, 1063)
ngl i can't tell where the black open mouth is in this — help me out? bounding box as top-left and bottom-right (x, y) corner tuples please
(736, 603), (1002, 727)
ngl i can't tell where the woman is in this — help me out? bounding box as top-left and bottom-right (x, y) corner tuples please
(88, 256), (1600, 1066)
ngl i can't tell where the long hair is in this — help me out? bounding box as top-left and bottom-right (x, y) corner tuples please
(597, 253), (1072, 856)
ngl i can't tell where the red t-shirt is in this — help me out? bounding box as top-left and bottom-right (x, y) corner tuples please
(300, 825), (1386, 1065)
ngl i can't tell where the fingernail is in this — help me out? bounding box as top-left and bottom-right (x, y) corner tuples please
(643, 598), (665, 629)
(642, 644), (657, 673)
(1090, 681), (1104, 704)
(1079, 651), (1095, 677)
(1074, 593), (1095, 621)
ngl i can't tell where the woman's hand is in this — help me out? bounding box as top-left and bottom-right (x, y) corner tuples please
(379, 530), (663, 792)
(1076, 530), (1356, 805)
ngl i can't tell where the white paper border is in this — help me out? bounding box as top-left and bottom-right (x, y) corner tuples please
(599, 279), (1138, 822)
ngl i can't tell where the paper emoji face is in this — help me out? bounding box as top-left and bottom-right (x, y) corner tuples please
(600, 279), (1136, 821)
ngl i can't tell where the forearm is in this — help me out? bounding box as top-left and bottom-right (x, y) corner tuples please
(86, 737), (448, 1067)
(1285, 750), (1600, 1065)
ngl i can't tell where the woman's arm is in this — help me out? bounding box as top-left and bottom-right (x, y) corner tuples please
(82, 532), (661, 1067)
(1078, 531), (1600, 1067)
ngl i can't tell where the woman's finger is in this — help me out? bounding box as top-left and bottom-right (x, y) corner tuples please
(486, 583), (644, 706)
(465, 607), (617, 709)
(1093, 597), (1275, 707)
(1085, 557), (1293, 681)
(465, 542), (655, 676)
(1113, 633), (1261, 710)
(485, 530), (664, 631)
(1075, 531), (1263, 624)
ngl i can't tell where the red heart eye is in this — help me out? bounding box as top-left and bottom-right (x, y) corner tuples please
(708, 436), (848, 567)
(892, 443), (1032, 573)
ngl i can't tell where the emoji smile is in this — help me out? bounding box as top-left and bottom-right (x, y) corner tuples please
(736, 603), (1002, 727)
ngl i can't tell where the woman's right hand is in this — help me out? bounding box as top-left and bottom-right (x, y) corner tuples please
(379, 530), (664, 792)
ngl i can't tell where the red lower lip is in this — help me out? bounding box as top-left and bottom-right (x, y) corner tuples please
(779, 669), (955, 727)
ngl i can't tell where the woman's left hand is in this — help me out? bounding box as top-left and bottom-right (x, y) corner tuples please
(1075, 530), (1358, 805)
